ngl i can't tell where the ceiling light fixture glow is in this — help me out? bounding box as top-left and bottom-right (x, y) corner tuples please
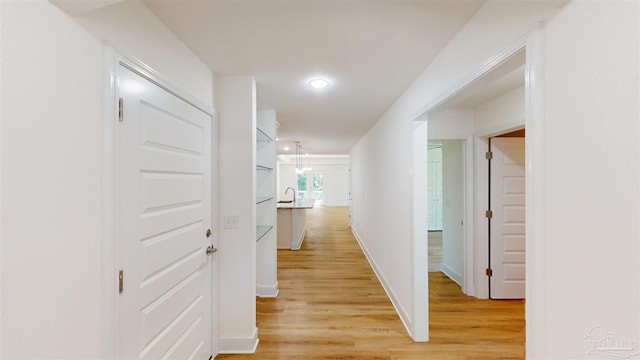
(309, 78), (329, 89)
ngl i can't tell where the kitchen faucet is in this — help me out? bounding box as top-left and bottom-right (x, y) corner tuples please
(285, 187), (296, 202)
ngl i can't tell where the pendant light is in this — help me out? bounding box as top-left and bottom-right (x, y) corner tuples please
(294, 141), (312, 174)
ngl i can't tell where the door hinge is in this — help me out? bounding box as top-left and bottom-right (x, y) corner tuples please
(118, 98), (124, 122)
(485, 151), (493, 160)
(118, 270), (124, 294)
(485, 210), (493, 218)
(486, 268), (493, 277)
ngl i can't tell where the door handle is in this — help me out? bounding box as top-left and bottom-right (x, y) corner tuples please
(206, 246), (217, 255)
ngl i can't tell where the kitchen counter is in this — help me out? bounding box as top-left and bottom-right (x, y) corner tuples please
(276, 199), (315, 209)
(277, 199), (315, 250)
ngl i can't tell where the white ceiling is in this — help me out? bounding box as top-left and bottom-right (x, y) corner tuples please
(143, 0), (486, 154)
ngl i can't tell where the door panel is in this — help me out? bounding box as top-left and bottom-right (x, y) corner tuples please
(427, 146), (443, 231)
(117, 65), (212, 359)
(490, 137), (525, 299)
(427, 161), (442, 230)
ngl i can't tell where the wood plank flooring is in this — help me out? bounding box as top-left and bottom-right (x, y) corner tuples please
(216, 206), (524, 359)
(428, 231), (442, 272)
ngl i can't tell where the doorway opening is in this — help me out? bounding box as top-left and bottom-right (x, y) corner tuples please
(427, 140), (465, 287)
(411, 33), (544, 343)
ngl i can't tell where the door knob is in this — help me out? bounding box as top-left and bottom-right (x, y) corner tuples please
(206, 246), (217, 255)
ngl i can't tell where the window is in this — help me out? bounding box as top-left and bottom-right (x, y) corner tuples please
(312, 173), (324, 202)
(297, 173), (307, 199)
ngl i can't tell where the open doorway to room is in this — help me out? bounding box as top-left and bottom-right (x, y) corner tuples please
(423, 46), (526, 299)
(427, 142), (443, 272)
(427, 140), (465, 287)
(411, 36), (543, 343)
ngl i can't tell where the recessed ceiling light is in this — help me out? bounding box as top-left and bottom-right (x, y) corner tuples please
(309, 79), (329, 89)
(284, 146), (290, 151)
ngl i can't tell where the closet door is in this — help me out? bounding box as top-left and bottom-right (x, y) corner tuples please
(117, 65), (213, 359)
(427, 147), (443, 231)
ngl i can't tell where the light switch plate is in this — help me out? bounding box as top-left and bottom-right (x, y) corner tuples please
(223, 215), (239, 229)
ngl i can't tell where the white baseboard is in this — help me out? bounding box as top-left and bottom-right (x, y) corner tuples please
(256, 282), (279, 298)
(441, 264), (463, 287)
(217, 327), (259, 354)
(350, 227), (415, 340)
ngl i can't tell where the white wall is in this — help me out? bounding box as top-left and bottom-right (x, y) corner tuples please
(216, 77), (258, 352)
(441, 140), (464, 285)
(277, 157), (350, 206)
(0, 0), (3, 352)
(427, 86), (525, 139)
(428, 109), (474, 139)
(75, 2), (214, 106)
(542, 2), (639, 358)
(474, 86), (524, 134)
(0, 1), (213, 358)
(351, 0), (639, 357)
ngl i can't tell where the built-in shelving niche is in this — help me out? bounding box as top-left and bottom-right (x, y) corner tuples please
(255, 116), (278, 298)
(256, 126), (274, 243)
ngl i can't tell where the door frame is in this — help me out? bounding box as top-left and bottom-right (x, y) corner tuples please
(410, 29), (546, 353)
(101, 47), (217, 358)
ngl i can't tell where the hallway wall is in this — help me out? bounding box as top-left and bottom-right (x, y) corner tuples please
(542, 2), (639, 357)
(0, 1), (213, 358)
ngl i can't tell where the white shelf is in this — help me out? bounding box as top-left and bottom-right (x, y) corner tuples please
(257, 164), (273, 171)
(256, 196), (273, 204)
(256, 225), (273, 242)
(256, 127), (273, 143)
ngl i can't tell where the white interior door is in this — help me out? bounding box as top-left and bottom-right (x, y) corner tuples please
(490, 137), (525, 299)
(428, 162), (443, 230)
(427, 146), (443, 230)
(117, 65), (213, 359)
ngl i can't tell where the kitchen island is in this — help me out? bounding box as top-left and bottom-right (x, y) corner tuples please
(277, 199), (315, 250)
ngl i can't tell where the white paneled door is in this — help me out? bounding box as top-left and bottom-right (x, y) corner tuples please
(490, 137), (525, 299)
(117, 65), (213, 359)
(427, 148), (443, 231)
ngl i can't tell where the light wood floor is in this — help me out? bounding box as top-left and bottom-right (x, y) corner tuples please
(217, 207), (524, 359)
(428, 231), (442, 272)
